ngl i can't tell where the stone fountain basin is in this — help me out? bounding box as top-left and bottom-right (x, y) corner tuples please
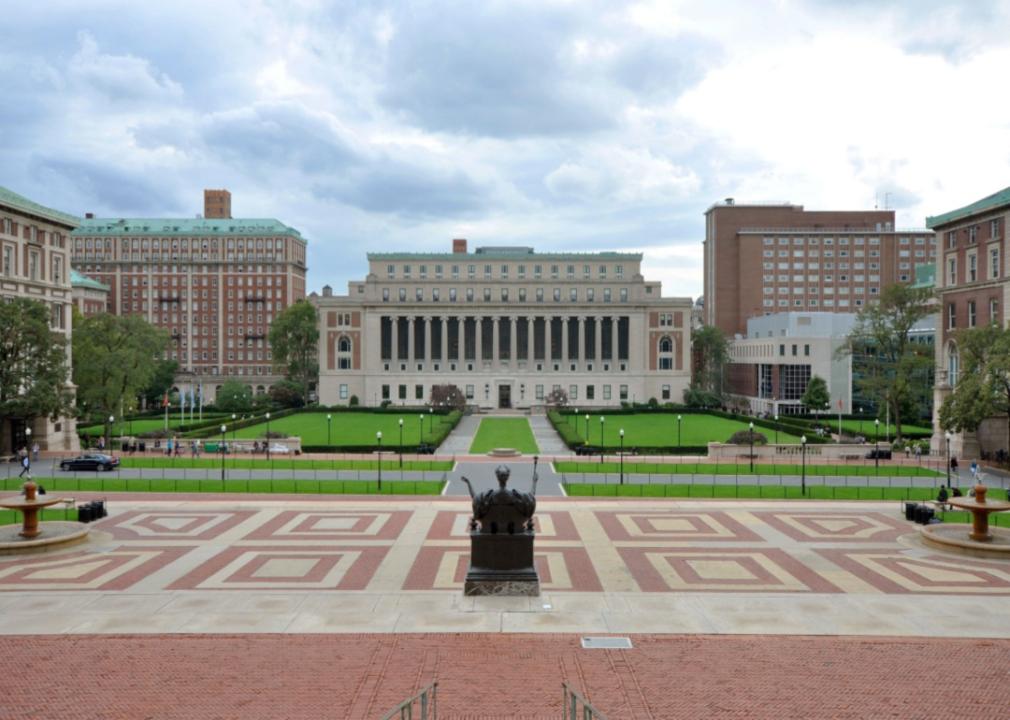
(0, 522), (91, 555)
(919, 523), (1010, 558)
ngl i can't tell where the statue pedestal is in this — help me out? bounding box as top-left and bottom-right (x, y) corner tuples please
(464, 532), (540, 596)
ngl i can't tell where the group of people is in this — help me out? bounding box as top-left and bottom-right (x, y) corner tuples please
(948, 456), (984, 482)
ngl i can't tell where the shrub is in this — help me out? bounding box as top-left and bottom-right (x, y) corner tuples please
(728, 429), (767, 445)
(349, 395), (359, 407)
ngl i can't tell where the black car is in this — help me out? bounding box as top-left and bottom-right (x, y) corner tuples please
(59, 453), (120, 471)
(865, 448), (892, 460)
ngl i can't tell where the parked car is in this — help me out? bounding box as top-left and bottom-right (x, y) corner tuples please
(59, 453), (120, 471)
(267, 443), (292, 454)
(865, 448), (892, 460)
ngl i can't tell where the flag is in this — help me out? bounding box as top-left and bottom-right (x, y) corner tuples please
(162, 392), (169, 408)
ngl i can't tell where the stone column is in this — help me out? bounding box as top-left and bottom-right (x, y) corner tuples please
(492, 316), (500, 367)
(392, 315), (400, 362)
(595, 317), (603, 363)
(407, 316), (415, 365)
(441, 316), (449, 364)
(577, 316), (586, 364)
(475, 315), (483, 365)
(545, 316), (553, 366)
(561, 316), (569, 366)
(526, 316), (535, 364)
(423, 315), (432, 364)
(508, 315), (516, 364)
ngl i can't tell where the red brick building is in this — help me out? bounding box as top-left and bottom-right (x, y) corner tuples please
(70, 191), (308, 400)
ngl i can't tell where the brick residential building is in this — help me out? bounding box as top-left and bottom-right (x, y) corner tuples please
(0, 186), (80, 453)
(70, 191), (308, 401)
(927, 185), (1010, 457)
(70, 268), (110, 316)
(313, 239), (692, 409)
(703, 201), (936, 337)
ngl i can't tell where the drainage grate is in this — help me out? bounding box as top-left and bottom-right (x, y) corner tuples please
(581, 637), (633, 650)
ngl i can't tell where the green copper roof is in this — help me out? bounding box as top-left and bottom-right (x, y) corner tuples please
(71, 217), (304, 239)
(368, 250), (642, 261)
(70, 269), (110, 292)
(926, 185), (1010, 228)
(0, 185), (80, 227)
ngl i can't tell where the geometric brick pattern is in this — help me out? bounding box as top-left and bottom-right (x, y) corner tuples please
(755, 511), (908, 543)
(596, 509), (761, 542)
(243, 510), (411, 542)
(424, 510), (581, 541)
(0, 546), (190, 591)
(816, 549), (1010, 595)
(101, 510), (259, 541)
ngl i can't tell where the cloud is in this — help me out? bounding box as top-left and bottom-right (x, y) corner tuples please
(68, 31), (183, 106)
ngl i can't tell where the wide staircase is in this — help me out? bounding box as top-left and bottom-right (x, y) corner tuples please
(378, 681), (609, 719)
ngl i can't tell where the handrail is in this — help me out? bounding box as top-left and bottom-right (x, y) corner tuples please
(562, 681), (608, 720)
(379, 681), (437, 720)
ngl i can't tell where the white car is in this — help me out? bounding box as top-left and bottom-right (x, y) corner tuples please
(268, 443), (291, 454)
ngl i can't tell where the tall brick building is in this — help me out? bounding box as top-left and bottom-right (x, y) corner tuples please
(704, 201), (936, 336)
(70, 191), (308, 400)
(928, 185), (1010, 457)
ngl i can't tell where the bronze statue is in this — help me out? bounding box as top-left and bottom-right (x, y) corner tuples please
(460, 459), (538, 534)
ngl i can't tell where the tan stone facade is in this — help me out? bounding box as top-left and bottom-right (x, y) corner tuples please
(704, 202), (936, 336)
(0, 187), (80, 453)
(314, 242), (692, 409)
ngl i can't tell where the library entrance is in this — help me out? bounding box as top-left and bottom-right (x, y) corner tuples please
(497, 384), (512, 409)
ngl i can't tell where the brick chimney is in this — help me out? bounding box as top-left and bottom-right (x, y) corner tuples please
(452, 238), (467, 254)
(204, 189), (232, 219)
(85, 212), (94, 219)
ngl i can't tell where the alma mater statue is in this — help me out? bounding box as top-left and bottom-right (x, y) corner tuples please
(459, 459), (540, 595)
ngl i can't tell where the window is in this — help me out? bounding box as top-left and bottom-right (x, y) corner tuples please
(948, 302), (956, 329)
(381, 384), (390, 400)
(415, 384), (424, 400)
(947, 257), (956, 286)
(466, 384), (474, 399)
(518, 288), (526, 302)
(416, 288), (423, 301)
(398, 288), (406, 301)
(536, 288), (543, 302)
(603, 289), (611, 303)
(990, 297), (999, 322)
(483, 288), (491, 302)
(553, 288), (561, 301)
(449, 288), (457, 302)
(619, 288), (628, 302)
(990, 218), (1001, 240)
(569, 288), (577, 301)
(619, 384), (628, 400)
(587, 288), (594, 302)
(603, 385), (611, 400)
(991, 247), (1000, 279)
(968, 252), (977, 282)
(467, 288), (474, 301)
(501, 288), (509, 302)
(968, 300), (977, 327)
(339, 384), (348, 400)
(398, 384), (407, 400)
(569, 385), (577, 400)
(535, 384), (544, 400)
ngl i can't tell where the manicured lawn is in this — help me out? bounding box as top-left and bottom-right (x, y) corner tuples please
(118, 457), (453, 471)
(0, 477), (445, 497)
(227, 411), (458, 447)
(832, 418), (933, 439)
(556, 413), (807, 447)
(562, 483), (998, 502)
(469, 418), (539, 454)
(79, 415), (227, 437)
(555, 461), (943, 477)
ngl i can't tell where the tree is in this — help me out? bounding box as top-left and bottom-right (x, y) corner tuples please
(140, 359), (179, 408)
(215, 379), (253, 414)
(269, 300), (318, 405)
(839, 283), (934, 441)
(73, 313), (169, 445)
(801, 375), (831, 415)
(0, 298), (74, 425)
(939, 324), (1010, 455)
(545, 387), (569, 407)
(688, 325), (729, 405)
(429, 384), (466, 411)
(269, 379), (306, 409)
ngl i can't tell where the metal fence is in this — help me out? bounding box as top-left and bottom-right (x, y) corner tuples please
(379, 681), (437, 720)
(562, 682), (608, 720)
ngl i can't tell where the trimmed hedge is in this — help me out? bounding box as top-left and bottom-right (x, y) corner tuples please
(562, 483), (968, 501)
(0, 476), (446, 496)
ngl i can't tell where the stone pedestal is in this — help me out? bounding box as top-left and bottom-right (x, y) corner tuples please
(464, 532), (539, 596)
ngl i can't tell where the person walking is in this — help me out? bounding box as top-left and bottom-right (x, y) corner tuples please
(17, 448), (30, 479)
(970, 459), (979, 482)
(31, 441), (40, 463)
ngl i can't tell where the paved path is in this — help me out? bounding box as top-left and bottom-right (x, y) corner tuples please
(445, 458), (563, 496)
(438, 414), (481, 454)
(2, 633), (1006, 719)
(529, 414), (568, 454)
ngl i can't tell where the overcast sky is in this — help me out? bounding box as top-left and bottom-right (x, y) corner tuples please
(3, 0), (1010, 300)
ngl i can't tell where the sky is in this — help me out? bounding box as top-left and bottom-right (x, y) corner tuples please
(3, 0), (1010, 301)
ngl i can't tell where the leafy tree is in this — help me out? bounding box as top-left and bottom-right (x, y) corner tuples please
(0, 298), (74, 424)
(73, 313), (169, 444)
(269, 379), (305, 409)
(429, 384), (466, 411)
(214, 379), (253, 414)
(140, 359), (179, 408)
(939, 324), (1010, 455)
(688, 325), (729, 404)
(839, 283), (934, 441)
(269, 300), (318, 405)
(801, 375), (831, 415)
(545, 387), (569, 407)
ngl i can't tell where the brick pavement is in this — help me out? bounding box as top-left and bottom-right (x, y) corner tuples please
(1, 633), (1007, 719)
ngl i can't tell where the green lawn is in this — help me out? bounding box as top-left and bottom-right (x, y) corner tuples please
(118, 457), (453, 471)
(227, 411), (457, 447)
(79, 415), (227, 437)
(563, 484), (1006, 502)
(469, 418), (539, 454)
(555, 461), (943, 477)
(556, 413), (807, 447)
(832, 418), (933, 439)
(0, 477), (445, 497)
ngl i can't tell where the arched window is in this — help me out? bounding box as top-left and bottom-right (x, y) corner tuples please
(659, 337), (672, 353)
(338, 337), (351, 353)
(658, 336), (674, 370)
(256, 385), (266, 395)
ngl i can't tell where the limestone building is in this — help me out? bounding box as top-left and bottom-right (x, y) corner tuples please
(0, 186), (80, 453)
(313, 240), (693, 409)
(70, 190), (308, 400)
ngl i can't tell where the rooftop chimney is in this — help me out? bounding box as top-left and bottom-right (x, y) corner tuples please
(85, 212), (94, 219)
(204, 189), (232, 219)
(452, 238), (468, 254)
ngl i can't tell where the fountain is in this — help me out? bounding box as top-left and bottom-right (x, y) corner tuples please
(0, 480), (90, 553)
(920, 482), (1010, 556)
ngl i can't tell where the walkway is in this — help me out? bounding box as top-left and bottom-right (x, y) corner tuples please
(529, 414), (568, 454)
(437, 414), (481, 455)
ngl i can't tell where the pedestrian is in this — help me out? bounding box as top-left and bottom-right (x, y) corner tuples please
(166, 437), (173, 456)
(970, 459), (979, 481)
(17, 450), (30, 479)
(194, 439), (200, 458)
(904, 445), (911, 459)
(914, 445), (921, 461)
(190, 440), (197, 458)
(31, 441), (39, 462)
(950, 455), (958, 475)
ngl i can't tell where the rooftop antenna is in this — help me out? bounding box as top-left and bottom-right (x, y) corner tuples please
(883, 192), (892, 210)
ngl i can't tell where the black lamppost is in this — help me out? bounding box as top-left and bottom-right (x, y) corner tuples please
(677, 414), (682, 450)
(619, 428), (625, 485)
(874, 419), (880, 475)
(599, 416), (605, 463)
(108, 415), (115, 446)
(265, 412), (271, 460)
(584, 414), (589, 445)
(398, 417), (404, 468)
(748, 421), (755, 472)
(128, 405), (134, 438)
(231, 413), (237, 444)
(945, 431), (952, 488)
(857, 407), (862, 438)
(326, 413), (332, 448)
(774, 413), (779, 446)
(220, 424), (227, 483)
(800, 434), (807, 496)
(376, 431), (383, 491)
(419, 413), (424, 445)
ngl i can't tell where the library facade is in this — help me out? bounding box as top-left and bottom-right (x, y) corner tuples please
(313, 241), (692, 410)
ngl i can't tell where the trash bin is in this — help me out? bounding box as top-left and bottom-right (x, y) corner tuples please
(78, 504), (92, 523)
(139, 442), (146, 452)
(904, 502), (917, 521)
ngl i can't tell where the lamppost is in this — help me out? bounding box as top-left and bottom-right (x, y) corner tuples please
(326, 413), (332, 448)
(749, 421), (755, 472)
(874, 419), (880, 475)
(376, 431), (383, 492)
(599, 416), (605, 464)
(419, 413), (425, 445)
(774, 414), (779, 446)
(619, 428), (625, 485)
(24, 427), (31, 468)
(584, 414), (589, 445)
(945, 431), (952, 488)
(265, 412), (271, 460)
(109, 415), (115, 444)
(398, 418), (404, 468)
(220, 424), (227, 483)
(128, 405), (134, 438)
(800, 435), (807, 496)
(857, 407), (862, 438)
(677, 414), (682, 450)
(231, 413), (237, 444)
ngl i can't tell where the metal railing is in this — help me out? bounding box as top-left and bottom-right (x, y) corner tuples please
(563, 682), (608, 720)
(379, 681), (437, 720)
